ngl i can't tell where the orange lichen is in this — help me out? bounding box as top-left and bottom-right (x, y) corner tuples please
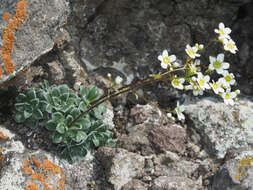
(0, 131), (8, 140)
(43, 159), (63, 176)
(25, 183), (38, 190)
(32, 156), (41, 169)
(22, 159), (33, 175)
(0, 0), (28, 77)
(234, 156), (253, 181)
(22, 156), (65, 190)
(2, 13), (11, 21)
(0, 149), (4, 163)
(31, 173), (44, 181)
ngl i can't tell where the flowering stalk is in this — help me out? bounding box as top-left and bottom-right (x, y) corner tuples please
(69, 22), (240, 126)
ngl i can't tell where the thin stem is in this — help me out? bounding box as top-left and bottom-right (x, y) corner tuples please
(68, 67), (186, 128)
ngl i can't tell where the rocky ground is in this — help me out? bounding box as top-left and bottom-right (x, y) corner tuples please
(0, 0), (253, 190)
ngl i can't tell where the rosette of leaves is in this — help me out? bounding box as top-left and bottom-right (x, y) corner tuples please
(15, 88), (47, 128)
(15, 81), (116, 163)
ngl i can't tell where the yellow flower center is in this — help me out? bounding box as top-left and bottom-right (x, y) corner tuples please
(188, 49), (195, 56)
(227, 43), (233, 50)
(225, 93), (230, 99)
(163, 57), (170, 64)
(219, 29), (225, 35)
(213, 61), (221, 69)
(173, 79), (179, 86)
(225, 75), (231, 82)
(199, 79), (205, 86)
(213, 83), (218, 89)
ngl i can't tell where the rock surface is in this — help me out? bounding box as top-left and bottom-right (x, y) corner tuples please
(211, 151), (253, 190)
(95, 147), (145, 190)
(184, 97), (253, 159)
(0, 0), (70, 84)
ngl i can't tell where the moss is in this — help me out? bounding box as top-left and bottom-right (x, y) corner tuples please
(0, 0), (28, 77)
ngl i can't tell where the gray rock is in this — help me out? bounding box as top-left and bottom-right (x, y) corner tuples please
(184, 98), (253, 159)
(119, 104), (186, 156)
(118, 123), (155, 156)
(0, 147), (95, 190)
(130, 104), (164, 128)
(122, 179), (149, 190)
(211, 151), (253, 190)
(95, 147), (145, 190)
(153, 155), (199, 178)
(149, 122), (186, 154)
(151, 176), (201, 190)
(0, 0), (70, 84)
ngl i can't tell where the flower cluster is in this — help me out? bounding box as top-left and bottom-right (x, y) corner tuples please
(215, 22), (238, 54)
(157, 23), (239, 120)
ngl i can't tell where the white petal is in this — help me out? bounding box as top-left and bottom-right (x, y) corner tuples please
(219, 88), (224, 93)
(169, 55), (176, 62)
(204, 75), (210, 82)
(192, 47), (198, 52)
(219, 22), (225, 29)
(162, 50), (168, 57)
(179, 78), (185, 83)
(195, 53), (201, 57)
(178, 84), (184, 90)
(222, 70), (229, 76)
(230, 92), (236, 99)
(216, 68), (224, 74)
(222, 62), (230, 69)
(209, 63), (214, 70)
(161, 62), (167, 69)
(217, 53), (224, 62)
(158, 55), (163, 61)
(214, 29), (219, 33)
(173, 62), (180, 67)
(225, 28), (231, 34)
(230, 79), (235, 85)
(209, 56), (216, 64)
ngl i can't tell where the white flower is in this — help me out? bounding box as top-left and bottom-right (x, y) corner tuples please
(221, 70), (236, 87)
(194, 72), (210, 90)
(171, 78), (185, 90)
(214, 22), (231, 40)
(185, 82), (204, 96)
(209, 80), (224, 94)
(185, 44), (200, 59)
(158, 50), (176, 69)
(172, 61), (181, 68)
(222, 89), (236, 106)
(223, 38), (238, 54)
(188, 59), (201, 74)
(209, 53), (229, 74)
(115, 76), (123, 84)
(175, 101), (185, 120)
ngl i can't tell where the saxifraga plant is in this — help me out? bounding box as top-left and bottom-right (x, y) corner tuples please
(15, 81), (115, 163)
